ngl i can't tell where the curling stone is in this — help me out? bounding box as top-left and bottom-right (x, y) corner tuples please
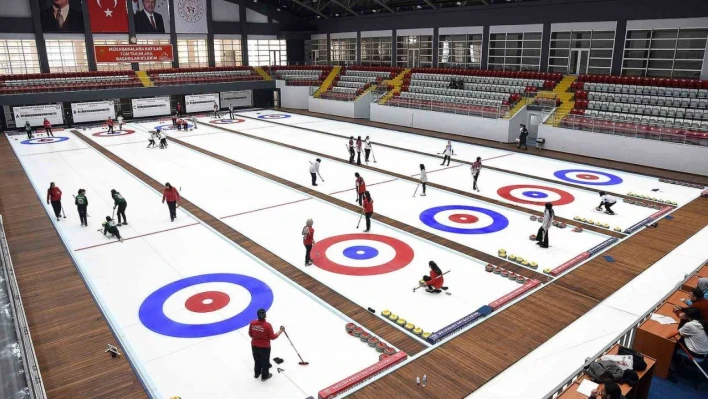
(413, 327), (423, 335)
(375, 342), (387, 352)
(381, 310), (391, 317)
(404, 323), (415, 331)
(529, 234), (537, 241)
(530, 215), (537, 221)
(346, 322), (357, 333)
(368, 337), (380, 347)
(353, 327), (364, 337)
(360, 332), (371, 342)
(530, 261), (538, 269)
(388, 314), (398, 322)
(396, 318), (406, 326)
(422, 332), (431, 340)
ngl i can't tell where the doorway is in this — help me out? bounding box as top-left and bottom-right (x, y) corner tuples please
(569, 49), (590, 75)
(273, 89), (281, 108)
(269, 50), (281, 66)
(408, 49), (420, 68)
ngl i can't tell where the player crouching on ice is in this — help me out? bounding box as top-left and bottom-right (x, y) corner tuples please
(596, 191), (617, 215)
(102, 216), (123, 242)
(420, 261), (447, 293)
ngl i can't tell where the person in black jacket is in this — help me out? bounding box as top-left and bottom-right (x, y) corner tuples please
(517, 124), (529, 150)
(134, 0), (166, 33)
(40, 0), (85, 32)
(74, 189), (88, 227)
(589, 381), (624, 399)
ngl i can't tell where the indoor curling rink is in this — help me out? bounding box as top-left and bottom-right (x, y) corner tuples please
(7, 131), (397, 399)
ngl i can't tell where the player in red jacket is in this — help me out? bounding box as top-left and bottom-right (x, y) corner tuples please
(46, 182), (63, 221)
(362, 191), (374, 233)
(43, 118), (53, 137)
(302, 218), (315, 266)
(354, 172), (366, 206)
(421, 261), (446, 293)
(106, 117), (114, 134)
(161, 182), (180, 221)
(248, 308), (284, 381)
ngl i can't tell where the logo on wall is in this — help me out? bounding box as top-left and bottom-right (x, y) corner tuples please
(178, 0), (205, 23)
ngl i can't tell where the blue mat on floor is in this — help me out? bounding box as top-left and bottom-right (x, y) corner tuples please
(665, 215), (675, 220)
(649, 376), (708, 399)
(604, 255), (615, 262)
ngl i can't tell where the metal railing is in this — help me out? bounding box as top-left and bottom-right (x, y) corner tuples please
(553, 113), (708, 147)
(0, 215), (47, 399)
(544, 262), (708, 399)
(383, 97), (509, 119)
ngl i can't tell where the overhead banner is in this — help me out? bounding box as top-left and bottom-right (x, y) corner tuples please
(95, 45), (173, 63)
(132, 0), (171, 33)
(72, 100), (116, 123)
(185, 93), (219, 113)
(87, 0), (129, 32)
(132, 96), (171, 118)
(220, 90), (253, 109)
(174, 0), (207, 33)
(13, 104), (63, 127)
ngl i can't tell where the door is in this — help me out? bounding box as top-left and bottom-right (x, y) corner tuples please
(269, 50), (281, 66)
(569, 49), (590, 75)
(311, 50), (319, 65)
(528, 113), (541, 139)
(273, 89), (280, 108)
(408, 49), (420, 68)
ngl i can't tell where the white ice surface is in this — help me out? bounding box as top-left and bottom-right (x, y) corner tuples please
(467, 226), (708, 399)
(235, 109), (702, 206)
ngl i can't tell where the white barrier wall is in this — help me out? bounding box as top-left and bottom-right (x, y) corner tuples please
(276, 80), (310, 109)
(538, 124), (708, 176)
(370, 103), (513, 142)
(308, 92), (371, 119)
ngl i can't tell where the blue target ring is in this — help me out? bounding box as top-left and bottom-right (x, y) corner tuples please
(420, 205), (509, 234)
(21, 136), (69, 145)
(523, 191), (548, 198)
(343, 245), (379, 260)
(139, 273), (273, 338)
(154, 123), (194, 131)
(554, 169), (623, 186)
(258, 114), (291, 119)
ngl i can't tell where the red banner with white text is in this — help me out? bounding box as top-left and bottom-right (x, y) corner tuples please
(87, 0), (129, 32)
(95, 45), (174, 63)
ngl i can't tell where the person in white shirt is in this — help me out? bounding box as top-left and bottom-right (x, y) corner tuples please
(536, 203), (554, 248)
(419, 164), (428, 196)
(364, 136), (372, 163)
(471, 157), (482, 192)
(666, 307), (708, 377)
(190, 115), (198, 130)
(440, 141), (453, 166)
(309, 158), (322, 186)
(117, 114), (124, 131)
(596, 191), (617, 215)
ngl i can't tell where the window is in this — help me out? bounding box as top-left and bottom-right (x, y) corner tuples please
(438, 34), (483, 69)
(488, 31), (542, 71)
(330, 37), (356, 65)
(360, 36), (392, 66)
(137, 38), (172, 70)
(247, 39), (287, 66)
(396, 35), (433, 67)
(45, 38), (88, 73)
(548, 30), (615, 74)
(177, 37), (209, 68)
(622, 27), (708, 78)
(0, 38), (40, 75)
(94, 38), (132, 71)
(305, 39), (328, 65)
(214, 38), (243, 67)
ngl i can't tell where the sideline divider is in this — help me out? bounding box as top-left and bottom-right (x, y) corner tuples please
(549, 252), (591, 276)
(317, 351), (407, 399)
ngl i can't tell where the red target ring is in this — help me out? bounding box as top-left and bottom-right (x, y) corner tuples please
(497, 184), (575, 206)
(185, 291), (230, 313)
(448, 214), (479, 224)
(311, 233), (414, 276)
(577, 174), (599, 180)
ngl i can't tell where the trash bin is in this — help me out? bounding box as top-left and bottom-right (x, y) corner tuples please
(536, 137), (546, 149)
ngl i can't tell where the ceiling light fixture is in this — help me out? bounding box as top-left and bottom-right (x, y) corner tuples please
(277, 7), (281, 11)
(335, 13), (339, 16)
(456, 1), (462, 5)
(416, 5), (422, 9)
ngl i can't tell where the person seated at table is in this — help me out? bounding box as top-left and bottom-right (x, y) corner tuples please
(665, 307), (708, 372)
(588, 381), (624, 399)
(675, 287), (708, 319)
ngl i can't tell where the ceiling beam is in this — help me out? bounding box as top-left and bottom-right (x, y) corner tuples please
(372, 0), (395, 13)
(423, 0), (437, 8)
(291, 0), (329, 18)
(331, 0), (360, 16)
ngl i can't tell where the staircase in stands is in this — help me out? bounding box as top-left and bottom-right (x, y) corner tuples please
(135, 71), (153, 87)
(313, 66), (342, 98)
(377, 68), (410, 104)
(545, 75), (578, 125)
(254, 67), (272, 81)
(504, 93), (534, 118)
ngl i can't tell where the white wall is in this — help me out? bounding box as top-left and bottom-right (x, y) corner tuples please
(309, 97), (357, 118)
(276, 81), (310, 110)
(370, 104), (513, 142)
(538, 125), (708, 176)
(354, 93), (372, 119)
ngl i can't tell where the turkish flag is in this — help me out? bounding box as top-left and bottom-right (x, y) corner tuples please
(88, 0), (129, 33)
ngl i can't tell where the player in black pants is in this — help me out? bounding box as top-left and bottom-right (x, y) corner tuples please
(347, 137), (355, 164)
(102, 216), (123, 242)
(75, 189), (88, 226)
(111, 189), (128, 225)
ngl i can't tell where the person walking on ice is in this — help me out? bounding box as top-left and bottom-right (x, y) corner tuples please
(147, 131), (158, 148)
(117, 113), (124, 131)
(248, 308), (285, 382)
(302, 218), (315, 266)
(347, 137), (355, 164)
(355, 172), (366, 205)
(419, 164), (428, 196)
(213, 102), (220, 118)
(102, 216), (123, 242)
(309, 158), (322, 186)
(420, 261), (447, 293)
(364, 136), (372, 163)
(106, 117), (115, 134)
(596, 191), (617, 215)
(471, 156), (482, 192)
(43, 118), (53, 137)
(362, 191), (374, 232)
(111, 189), (128, 226)
(46, 182), (63, 221)
(75, 189), (88, 227)
(355, 136), (363, 165)
(536, 202), (554, 249)
(162, 183), (180, 222)
(24, 121), (33, 140)
(440, 141), (453, 166)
